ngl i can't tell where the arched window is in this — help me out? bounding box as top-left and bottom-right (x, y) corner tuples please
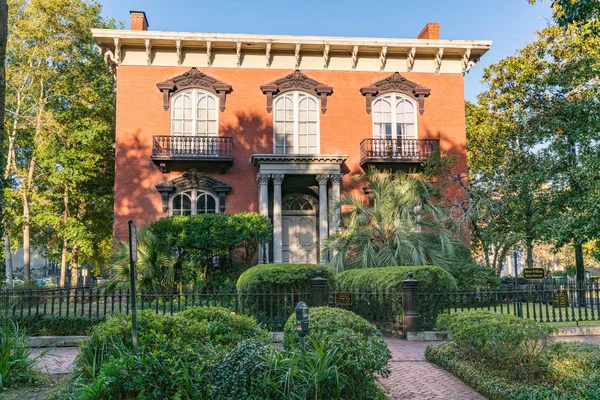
(274, 91), (319, 154)
(170, 189), (218, 216)
(372, 94), (417, 140)
(171, 89), (218, 136)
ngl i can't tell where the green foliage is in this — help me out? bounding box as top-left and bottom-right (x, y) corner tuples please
(236, 263), (335, 292)
(326, 168), (462, 273)
(64, 307), (271, 399)
(530, 0), (600, 35)
(437, 311), (555, 381)
(335, 265), (458, 293)
(426, 341), (600, 400)
(108, 226), (180, 292)
(446, 262), (501, 289)
(1, 315), (104, 336)
(283, 307), (391, 399)
(0, 319), (42, 388)
(149, 213), (271, 283)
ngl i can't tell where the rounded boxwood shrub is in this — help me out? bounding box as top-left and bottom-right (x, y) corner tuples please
(335, 265), (458, 293)
(236, 263), (335, 292)
(284, 307), (391, 399)
(437, 311), (555, 380)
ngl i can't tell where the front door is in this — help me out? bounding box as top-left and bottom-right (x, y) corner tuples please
(282, 215), (317, 263)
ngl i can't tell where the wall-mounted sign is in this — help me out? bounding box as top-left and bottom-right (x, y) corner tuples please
(335, 292), (353, 306)
(523, 268), (545, 280)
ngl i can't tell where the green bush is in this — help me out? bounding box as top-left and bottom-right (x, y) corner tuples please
(237, 264), (335, 292)
(437, 311), (555, 380)
(0, 320), (43, 388)
(149, 213), (271, 283)
(335, 265), (458, 293)
(1, 315), (105, 336)
(446, 262), (501, 289)
(284, 307), (391, 399)
(64, 307), (271, 399)
(425, 342), (600, 400)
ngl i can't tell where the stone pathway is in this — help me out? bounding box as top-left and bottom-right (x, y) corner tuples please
(30, 347), (79, 374)
(380, 340), (485, 400)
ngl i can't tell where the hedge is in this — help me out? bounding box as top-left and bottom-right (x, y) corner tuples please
(335, 265), (458, 293)
(1, 315), (105, 336)
(236, 263), (335, 292)
(284, 307), (391, 399)
(425, 342), (600, 400)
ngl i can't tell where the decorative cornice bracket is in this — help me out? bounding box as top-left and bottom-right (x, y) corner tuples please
(435, 48), (444, 73)
(157, 67), (232, 112)
(260, 70), (333, 114)
(360, 72), (431, 115)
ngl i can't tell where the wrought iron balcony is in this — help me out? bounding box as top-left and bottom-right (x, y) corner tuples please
(359, 138), (439, 167)
(151, 135), (233, 172)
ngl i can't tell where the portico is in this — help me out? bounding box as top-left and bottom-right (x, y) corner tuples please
(252, 154), (347, 264)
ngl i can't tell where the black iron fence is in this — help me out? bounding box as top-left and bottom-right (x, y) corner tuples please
(359, 138), (439, 164)
(151, 135), (234, 159)
(3, 273), (598, 336)
(419, 282), (600, 330)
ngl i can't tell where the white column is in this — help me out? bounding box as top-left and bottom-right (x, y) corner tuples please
(316, 174), (329, 264)
(257, 173), (270, 263)
(330, 174), (342, 235)
(272, 174), (284, 264)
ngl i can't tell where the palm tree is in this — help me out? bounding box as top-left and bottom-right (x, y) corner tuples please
(326, 168), (461, 273)
(107, 226), (180, 292)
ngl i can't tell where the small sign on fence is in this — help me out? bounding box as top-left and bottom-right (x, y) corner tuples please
(523, 268), (545, 280)
(553, 290), (569, 308)
(335, 292), (353, 306)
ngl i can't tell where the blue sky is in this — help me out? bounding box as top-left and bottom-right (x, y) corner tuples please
(97, 0), (553, 102)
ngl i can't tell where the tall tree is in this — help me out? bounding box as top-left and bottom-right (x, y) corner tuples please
(4, 0), (115, 284)
(0, 0), (7, 283)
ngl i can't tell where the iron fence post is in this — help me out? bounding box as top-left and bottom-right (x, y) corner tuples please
(402, 271), (420, 334)
(311, 270), (328, 307)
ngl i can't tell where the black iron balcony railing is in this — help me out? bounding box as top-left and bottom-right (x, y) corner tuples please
(151, 135), (233, 160)
(360, 138), (439, 165)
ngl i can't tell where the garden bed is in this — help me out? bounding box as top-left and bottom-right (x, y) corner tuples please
(426, 342), (600, 399)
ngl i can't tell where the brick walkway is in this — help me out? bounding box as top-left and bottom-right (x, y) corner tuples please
(380, 340), (485, 400)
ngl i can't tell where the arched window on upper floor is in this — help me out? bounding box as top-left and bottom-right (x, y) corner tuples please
(273, 91), (319, 154)
(372, 93), (417, 141)
(171, 89), (218, 137)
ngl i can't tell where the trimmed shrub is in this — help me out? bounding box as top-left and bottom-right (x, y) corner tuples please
(284, 307), (391, 399)
(335, 265), (458, 293)
(446, 262), (501, 289)
(64, 307), (271, 399)
(426, 342), (600, 400)
(437, 311), (555, 380)
(236, 264), (335, 292)
(1, 315), (105, 336)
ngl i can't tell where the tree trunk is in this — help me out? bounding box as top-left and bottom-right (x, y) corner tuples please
(575, 242), (585, 282)
(70, 244), (79, 286)
(60, 239), (67, 287)
(3, 231), (12, 284)
(526, 237), (534, 268)
(0, 0), (8, 283)
(59, 185), (68, 287)
(22, 192), (31, 282)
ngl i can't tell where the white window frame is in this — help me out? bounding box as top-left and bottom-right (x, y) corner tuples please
(273, 91), (320, 155)
(169, 189), (219, 216)
(170, 89), (219, 137)
(371, 93), (418, 140)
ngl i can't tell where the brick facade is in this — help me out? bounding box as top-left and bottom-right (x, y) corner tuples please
(113, 66), (467, 241)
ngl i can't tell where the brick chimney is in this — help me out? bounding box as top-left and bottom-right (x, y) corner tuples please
(130, 11), (149, 31)
(418, 23), (440, 40)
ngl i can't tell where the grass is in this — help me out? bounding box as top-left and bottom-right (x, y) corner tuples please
(0, 375), (67, 400)
(424, 301), (600, 329)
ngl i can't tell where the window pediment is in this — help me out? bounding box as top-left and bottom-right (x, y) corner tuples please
(157, 68), (232, 112)
(155, 168), (231, 213)
(260, 70), (333, 114)
(360, 72), (431, 115)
